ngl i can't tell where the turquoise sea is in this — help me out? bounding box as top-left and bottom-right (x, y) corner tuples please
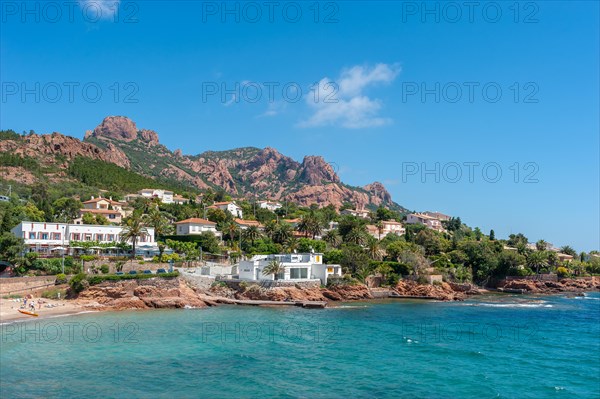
(1, 293), (599, 399)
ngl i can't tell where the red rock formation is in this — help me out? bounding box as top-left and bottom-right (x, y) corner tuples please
(394, 280), (467, 301)
(0, 132), (130, 169)
(76, 278), (208, 310)
(89, 116), (138, 141)
(139, 129), (159, 145)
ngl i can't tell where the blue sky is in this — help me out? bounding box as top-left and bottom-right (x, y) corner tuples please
(1, 1), (599, 251)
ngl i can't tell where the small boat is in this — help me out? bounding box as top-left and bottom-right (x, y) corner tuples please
(18, 309), (39, 317)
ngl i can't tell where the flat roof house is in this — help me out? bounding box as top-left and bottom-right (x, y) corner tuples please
(340, 209), (370, 219)
(238, 253), (342, 285)
(257, 200), (282, 212)
(11, 221), (156, 257)
(405, 213), (445, 232)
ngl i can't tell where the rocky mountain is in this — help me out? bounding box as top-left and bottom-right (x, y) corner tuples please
(1, 116), (405, 211)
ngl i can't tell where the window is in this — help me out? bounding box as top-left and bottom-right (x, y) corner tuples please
(96, 234), (104, 242)
(107, 234), (114, 241)
(109, 214), (116, 219)
(29, 232), (36, 240)
(290, 268), (308, 279)
(84, 234), (92, 241)
(51, 233), (61, 240)
(72, 233), (81, 241)
(39, 233), (49, 240)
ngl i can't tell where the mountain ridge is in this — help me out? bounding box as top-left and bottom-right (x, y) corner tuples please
(1, 116), (406, 212)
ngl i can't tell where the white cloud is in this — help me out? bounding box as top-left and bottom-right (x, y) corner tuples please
(79, 0), (121, 19)
(299, 63), (400, 129)
(257, 101), (286, 118)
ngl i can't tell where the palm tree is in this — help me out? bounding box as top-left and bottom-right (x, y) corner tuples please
(284, 237), (298, 253)
(243, 226), (261, 246)
(144, 208), (172, 241)
(263, 220), (277, 240)
(366, 236), (384, 260)
(560, 245), (577, 257)
(527, 251), (549, 279)
(346, 227), (366, 246)
(305, 212), (323, 239)
(120, 213), (148, 259)
(273, 223), (293, 244)
(296, 217), (311, 238)
(223, 221), (239, 246)
(536, 239), (547, 252)
(262, 259), (285, 280)
(375, 221), (384, 241)
(323, 229), (341, 248)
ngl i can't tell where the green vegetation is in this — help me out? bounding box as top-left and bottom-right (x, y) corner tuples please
(41, 288), (66, 299)
(87, 271), (179, 285)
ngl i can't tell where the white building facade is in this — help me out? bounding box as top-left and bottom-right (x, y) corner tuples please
(209, 202), (243, 218)
(238, 253), (342, 285)
(175, 218), (220, 237)
(257, 201), (282, 212)
(11, 221), (156, 256)
(405, 213), (445, 232)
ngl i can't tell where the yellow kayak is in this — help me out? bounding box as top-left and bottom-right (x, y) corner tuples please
(18, 309), (39, 317)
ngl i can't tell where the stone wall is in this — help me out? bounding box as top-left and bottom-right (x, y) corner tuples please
(0, 276), (58, 295)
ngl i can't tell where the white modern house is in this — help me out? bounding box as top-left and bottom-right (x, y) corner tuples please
(340, 209), (370, 219)
(74, 196), (129, 225)
(257, 200), (282, 212)
(11, 221), (157, 257)
(126, 189), (174, 204)
(238, 253), (342, 285)
(209, 201), (243, 218)
(406, 213), (445, 232)
(175, 218), (220, 237)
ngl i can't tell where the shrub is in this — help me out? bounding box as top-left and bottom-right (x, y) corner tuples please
(80, 255), (97, 262)
(416, 276), (429, 285)
(100, 264), (110, 274)
(69, 273), (89, 293)
(87, 271), (179, 285)
(41, 288), (66, 299)
(55, 273), (67, 284)
(556, 267), (569, 278)
(2, 294), (22, 299)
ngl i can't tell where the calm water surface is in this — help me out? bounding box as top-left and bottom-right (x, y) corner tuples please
(1, 293), (599, 398)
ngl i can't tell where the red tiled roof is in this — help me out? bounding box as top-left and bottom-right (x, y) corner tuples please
(175, 218), (216, 225)
(234, 218), (263, 227)
(80, 209), (121, 215)
(83, 197), (126, 206)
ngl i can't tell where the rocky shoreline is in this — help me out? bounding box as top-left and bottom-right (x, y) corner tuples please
(496, 278), (600, 295)
(75, 277), (600, 312)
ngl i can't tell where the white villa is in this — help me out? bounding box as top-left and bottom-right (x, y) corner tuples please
(209, 201), (243, 218)
(73, 196), (129, 225)
(238, 253), (342, 285)
(406, 213), (445, 232)
(175, 218), (220, 237)
(340, 209), (370, 219)
(422, 211), (451, 222)
(125, 189), (174, 204)
(366, 220), (406, 239)
(11, 221), (157, 257)
(257, 200), (282, 212)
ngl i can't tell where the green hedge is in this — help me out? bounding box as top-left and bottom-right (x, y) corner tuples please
(87, 271), (179, 285)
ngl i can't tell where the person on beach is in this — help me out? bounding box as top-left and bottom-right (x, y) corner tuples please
(30, 302), (35, 312)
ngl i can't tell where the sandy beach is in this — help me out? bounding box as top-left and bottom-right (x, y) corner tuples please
(0, 297), (91, 323)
